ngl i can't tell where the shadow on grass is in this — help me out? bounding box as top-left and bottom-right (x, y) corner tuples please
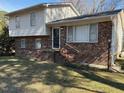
(63, 63), (124, 91)
(72, 68), (124, 90)
(0, 57), (124, 93)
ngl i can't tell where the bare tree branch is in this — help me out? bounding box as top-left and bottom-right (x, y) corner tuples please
(62, 0), (124, 14)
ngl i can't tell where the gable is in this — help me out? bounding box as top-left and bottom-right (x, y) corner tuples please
(6, 3), (80, 16)
(45, 6), (78, 23)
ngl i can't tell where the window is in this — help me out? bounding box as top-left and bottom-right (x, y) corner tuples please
(21, 39), (26, 48)
(15, 16), (20, 28)
(89, 24), (98, 42)
(67, 26), (73, 42)
(67, 24), (98, 43)
(35, 39), (42, 49)
(75, 25), (89, 42)
(30, 12), (36, 26)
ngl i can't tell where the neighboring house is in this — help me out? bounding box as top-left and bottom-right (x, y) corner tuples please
(6, 3), (124, 66)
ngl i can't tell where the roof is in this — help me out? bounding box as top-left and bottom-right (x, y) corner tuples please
(48, 9), (122, 24)
(6, 2), (80, 16)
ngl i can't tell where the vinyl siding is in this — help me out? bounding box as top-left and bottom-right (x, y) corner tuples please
(9, 6), (78, 37)
(45, 6), (77, 23)
(9, 9), (46, 37)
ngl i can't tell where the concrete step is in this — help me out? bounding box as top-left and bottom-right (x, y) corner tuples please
(111, 65), (124, 73)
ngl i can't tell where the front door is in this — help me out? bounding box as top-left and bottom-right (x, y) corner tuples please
(52, 28), (60, 49)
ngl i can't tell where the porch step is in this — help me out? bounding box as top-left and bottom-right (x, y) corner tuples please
(77, 62), (124, 73)
(111, 65), (124, 73)
(53, 51), (66, 64)
(80, 63), (107, 69)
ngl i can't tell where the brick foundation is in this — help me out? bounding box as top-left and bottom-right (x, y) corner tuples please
(15, 36), (53, 61)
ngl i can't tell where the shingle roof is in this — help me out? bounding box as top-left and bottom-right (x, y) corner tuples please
(50, 9), (122, 23)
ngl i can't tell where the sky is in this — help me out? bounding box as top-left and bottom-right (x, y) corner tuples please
(0, 0), (60, 12)
(0, 0), (124, 13)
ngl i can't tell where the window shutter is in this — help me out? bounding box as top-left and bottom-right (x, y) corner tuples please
(89, 24), (98, 42)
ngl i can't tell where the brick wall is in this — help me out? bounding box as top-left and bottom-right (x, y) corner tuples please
(59, 21), (112, 65)
(15, 21), (112, 65)
(15, 36), (53, 61)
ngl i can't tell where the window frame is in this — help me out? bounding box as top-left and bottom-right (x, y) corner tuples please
(66, 24), (98, 43)
(89, 24), (98, 43)
(20, 39), (26, 49)
(30, 12), (36, 26)
(35, 38), (42, 49)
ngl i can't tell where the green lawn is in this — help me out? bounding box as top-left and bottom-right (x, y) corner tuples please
(0, 57), (124, 93)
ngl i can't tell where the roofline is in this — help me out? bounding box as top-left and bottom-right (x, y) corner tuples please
(47, 14), (115, 26)
(6, 2), (80, 16)
(47, 9), (123, 26)
(68, 3), (80, 16)
(6, 4), (46, 16)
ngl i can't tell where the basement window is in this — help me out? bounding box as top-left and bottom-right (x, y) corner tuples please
(20, 39), (26, 48)
(35, 39), (42, 49)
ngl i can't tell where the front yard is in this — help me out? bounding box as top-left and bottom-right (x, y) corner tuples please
(0, 57), (124, 93)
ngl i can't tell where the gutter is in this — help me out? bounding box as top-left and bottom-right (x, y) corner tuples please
(47, 15), (114, 26)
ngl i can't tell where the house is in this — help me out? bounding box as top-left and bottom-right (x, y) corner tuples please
(6, 2), (79, 60)
(6, 2), (124, 67)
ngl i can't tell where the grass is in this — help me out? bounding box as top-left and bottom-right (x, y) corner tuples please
(0, 56), (124, 93)
(115, 58), (124, 70)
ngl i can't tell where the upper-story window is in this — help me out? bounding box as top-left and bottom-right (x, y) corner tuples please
(30, 12), (36, 26)
(15, 16), (20, 28)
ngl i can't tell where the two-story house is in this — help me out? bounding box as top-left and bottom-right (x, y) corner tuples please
(6, 2), (79, 60)
(6, 2), (124, 67)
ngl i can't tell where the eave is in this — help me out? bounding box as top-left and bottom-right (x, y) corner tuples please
(47, 15), (114, 27)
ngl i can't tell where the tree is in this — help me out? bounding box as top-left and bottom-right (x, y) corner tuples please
(62, 0), (124, 14)
(0, 11), (15, 56)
